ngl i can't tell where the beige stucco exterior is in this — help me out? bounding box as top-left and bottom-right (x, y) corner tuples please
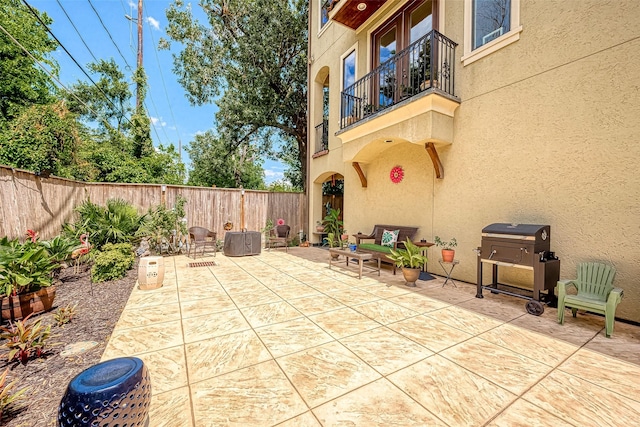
(308, 0), (640, 322)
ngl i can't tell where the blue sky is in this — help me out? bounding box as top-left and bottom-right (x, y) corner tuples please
(29, 0), (285, 184)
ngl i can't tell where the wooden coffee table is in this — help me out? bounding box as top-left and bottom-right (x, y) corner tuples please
(328, 248), (381, 279)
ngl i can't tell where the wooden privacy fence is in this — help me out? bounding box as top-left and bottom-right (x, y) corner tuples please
(0, 166), (307, 242)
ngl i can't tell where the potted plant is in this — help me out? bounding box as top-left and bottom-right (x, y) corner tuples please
(340, 229), (349, 244)
(326, 233), (340, 259)
(322, 208), (344, 248)
(315, 221), (324, 232)
(434, 236), (457, 263)
(388, 239), (428, 287)
(0, 235), (58, 321)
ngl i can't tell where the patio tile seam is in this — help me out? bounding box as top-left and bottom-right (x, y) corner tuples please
(271, 339), (385, 410)
(383, 315), (479, 354)
(173, 255), (205, 427)
(552, 336), (640, 404)
(394, 354), (521, 426)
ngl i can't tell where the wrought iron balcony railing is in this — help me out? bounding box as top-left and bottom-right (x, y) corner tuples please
(340, 30), (457, 129)
(314, 119), (329, 154)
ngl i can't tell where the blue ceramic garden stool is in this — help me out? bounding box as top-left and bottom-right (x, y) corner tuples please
(57, 357), (151, 427)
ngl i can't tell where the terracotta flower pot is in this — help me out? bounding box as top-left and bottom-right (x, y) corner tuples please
(442, 249), (455, 263)
(402, 267), (421, 287)
(1, 286), (57, 321)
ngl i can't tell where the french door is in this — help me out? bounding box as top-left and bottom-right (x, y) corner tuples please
(372, 0), (436, 107)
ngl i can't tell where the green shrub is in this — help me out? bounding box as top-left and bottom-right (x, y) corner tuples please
(64, 199), (146, 248)
(136, 195), (187, 254)
(100, 243), (133, 256)
(91, 249), (134, 283)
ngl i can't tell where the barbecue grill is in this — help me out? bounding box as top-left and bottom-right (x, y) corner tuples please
(475, 223), (560, 315)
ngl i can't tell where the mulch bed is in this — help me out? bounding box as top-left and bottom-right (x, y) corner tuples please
(1, 262), (138, 427)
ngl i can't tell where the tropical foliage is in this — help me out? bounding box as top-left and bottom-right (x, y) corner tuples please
(0, 314), (54, 364)
(0, 368), (28, 419)
(322, 208), (344, 247)
(389, 239), (428, 269)
(64, 199), (146, 249)
(0, 237), (57, 297)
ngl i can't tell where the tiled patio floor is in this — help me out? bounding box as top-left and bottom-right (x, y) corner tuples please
(102, 247), (640, 426)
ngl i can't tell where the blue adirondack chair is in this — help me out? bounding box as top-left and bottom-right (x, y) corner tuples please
(557, 262), (623, 337)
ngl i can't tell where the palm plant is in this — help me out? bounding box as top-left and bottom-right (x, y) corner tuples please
(65, 199), (146, 249)
(322, 208), (344, 247)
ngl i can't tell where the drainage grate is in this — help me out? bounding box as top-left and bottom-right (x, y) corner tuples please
(188, 261), (217, 268)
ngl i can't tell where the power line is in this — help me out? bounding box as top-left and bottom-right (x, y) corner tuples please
(144, 100), (165, 144)
(0, 21), (117, 134)
(87, 0), (133, 70)
(54, 0), (98, 63)
(22, 0), (133, 128)
(144, 93), (172, 145)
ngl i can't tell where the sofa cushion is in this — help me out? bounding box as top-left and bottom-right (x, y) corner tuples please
(381, 229), (399, 247)
(359, 243), (393, 254)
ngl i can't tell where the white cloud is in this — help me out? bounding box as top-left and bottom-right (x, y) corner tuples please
(128, 1), (137, 10)
(146, 16), (160, 30)
(150, 116), (166, 127)
(264, 169), (284, 183)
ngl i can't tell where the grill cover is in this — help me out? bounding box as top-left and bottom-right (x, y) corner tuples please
(223, 231), (261, 256)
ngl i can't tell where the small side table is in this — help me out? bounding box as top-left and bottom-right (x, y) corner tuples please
(413, 241), (435, 272)
(438, 259), (459, 287)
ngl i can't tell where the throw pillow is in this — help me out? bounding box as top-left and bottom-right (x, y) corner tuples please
(381, 229), (400, 247)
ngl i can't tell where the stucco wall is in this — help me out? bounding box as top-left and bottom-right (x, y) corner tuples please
(309, 0), (640, 322)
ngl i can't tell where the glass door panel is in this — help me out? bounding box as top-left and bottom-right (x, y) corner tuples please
(408, 1), (433, 92)
(378, 27), (398, 107)
(410, 1), (432, 43)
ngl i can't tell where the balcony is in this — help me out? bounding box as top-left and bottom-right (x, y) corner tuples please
(340, 30), (458, 130)
(313, 119), (329, 157)
(322, 0), (388, 30)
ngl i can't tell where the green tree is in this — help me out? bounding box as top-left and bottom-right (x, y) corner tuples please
(130, 66), (153, 159)
(65, 59), (132, 134)
(0, 0), (58, 128)
(186, 130), (264, 189)
(67, 60), (184, 184)
(0, 101), (89, 178)
(162, 0), (308, 190)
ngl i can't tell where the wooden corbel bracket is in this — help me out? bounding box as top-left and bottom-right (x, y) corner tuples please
(425, 142), (444, 179)
(351, 162), (367, 187)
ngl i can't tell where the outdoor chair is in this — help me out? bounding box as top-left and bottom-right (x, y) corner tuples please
(188, 226), (217, 259)
(267, 225), (290, 252)
(557, 262), (623, 337)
